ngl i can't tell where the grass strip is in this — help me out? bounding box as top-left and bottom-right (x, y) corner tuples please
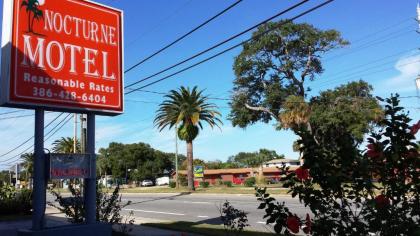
(143, 221), (277, 236)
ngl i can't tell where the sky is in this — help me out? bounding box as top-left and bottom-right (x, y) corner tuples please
(0, 0), (419, 170)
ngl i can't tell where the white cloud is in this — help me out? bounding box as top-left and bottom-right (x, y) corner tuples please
(96, 124), (126, 142)
(384, 53), (420, 92)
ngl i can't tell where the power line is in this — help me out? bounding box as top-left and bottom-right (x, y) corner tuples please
(125, 0), (333, 94)
(0, 114), (71, 164)
(323, 48), (417, 78)
(125, 8), (415, 95)
(317, 55), (420, 87)
(0, 110), (25, 116)
(350, 17), (413, 45)
(316, 60), (420, 89)
(0, 111), (54, 121)
(126, 0), (194, 47)
(0, 113), (64, 159)
(44, 114), (73, 142)
(126, 88), (231, 101)
(124, 0), (310, 90)
(125, 0), (243, 73)
(0, 114), (36, 121)
(325, 29), (414, 62)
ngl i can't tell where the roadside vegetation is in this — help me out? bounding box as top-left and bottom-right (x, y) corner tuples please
(49, 183), (134, 235)
(0, 184), (32, 221)
(143, 221), (277, 236)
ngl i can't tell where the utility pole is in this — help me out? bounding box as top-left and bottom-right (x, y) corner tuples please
(80, 114), (87, 193)
(175, 124), (179, 189)
(15, 164), (18, 188)
(73, 114), (78, 153)
(80, 114), (87, 154)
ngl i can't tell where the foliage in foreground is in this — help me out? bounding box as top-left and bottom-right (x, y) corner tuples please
(0, 184), (32, 215)
(49, 183), (134, 235)
(219, 201), (249, 236)
(256, 95), (419, 235)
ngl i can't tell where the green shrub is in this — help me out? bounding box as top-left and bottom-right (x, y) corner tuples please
(0, 185), (32, 216)
(256, 95), (420, 235)
(169, 181), (176, 188)
(219, 200), (249, 235)
(223, 181), (233, 187)
(0, 184), (16, 200)
(199, 182), (209, 188)
(49, 183), (132, 225)
(214, 179), (223, 186)
(178, 175), (188, 186)
(244, 177), (256, 187)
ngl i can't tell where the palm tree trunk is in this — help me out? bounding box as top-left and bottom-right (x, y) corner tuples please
(186, 141), (195, 191)
(258, 164), (264, 184)
(28, 11), (32, 32)
(31, 15), (35, 34)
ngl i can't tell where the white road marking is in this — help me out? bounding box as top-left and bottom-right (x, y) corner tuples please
(257, 221), (267, 224)
(197, 215), (209, 218)
(124, 209), (185, 216)
(183, 201), (210, 204)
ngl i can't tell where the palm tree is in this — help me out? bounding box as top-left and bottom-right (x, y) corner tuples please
(21, 153), (34, 182)
(31, 8), (43, 33)
(154, 86), (222, 191)
(52, 137), (80, 153)
(21, 0), (42, 33)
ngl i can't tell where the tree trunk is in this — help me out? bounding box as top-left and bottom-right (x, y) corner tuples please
(28, 11), (32, 32)
(31, 15), (35, 34)
(258, 164), (264, 184)
(186, 141), (195, 191)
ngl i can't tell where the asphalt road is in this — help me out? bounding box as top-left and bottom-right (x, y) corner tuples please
(118, 193), (309, 233)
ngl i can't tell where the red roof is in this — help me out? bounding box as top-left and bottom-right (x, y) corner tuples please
(175, 166), (298, 175)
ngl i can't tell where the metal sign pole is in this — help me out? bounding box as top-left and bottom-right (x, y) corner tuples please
(84, 113), (96, 223)
(32, 109), (45, 230)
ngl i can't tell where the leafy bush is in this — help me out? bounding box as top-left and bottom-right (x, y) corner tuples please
(199, 181), (209, 188)
(0, 185), (32, 215)
(169, 181), (176, 188)
(255, 95), (420, 235)
(215, 178), (224, 186)
(219, 200), (249, 236)
(49, 182), (134, 234)
(178, 175), (188, 186)
(244, 177), (256, 187)
(223, 181), (233, 187)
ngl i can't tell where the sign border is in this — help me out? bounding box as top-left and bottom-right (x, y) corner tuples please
(48, 153), (93, 179)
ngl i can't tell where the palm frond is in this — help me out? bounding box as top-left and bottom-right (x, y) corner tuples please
(154, 86), (223, 138)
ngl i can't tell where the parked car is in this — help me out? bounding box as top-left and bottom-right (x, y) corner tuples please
(155, 176), (170, 186)
(141, 179), (154, 187)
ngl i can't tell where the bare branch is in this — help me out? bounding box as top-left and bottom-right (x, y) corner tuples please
(245, 103), (279, 122)
(301, 47), (312, 81)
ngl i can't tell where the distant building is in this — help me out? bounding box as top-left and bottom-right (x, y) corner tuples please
(175, 166), (299, 185)
(264, 158), (301, 168)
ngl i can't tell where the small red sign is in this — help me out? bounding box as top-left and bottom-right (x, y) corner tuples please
(1, 0), (123, 115)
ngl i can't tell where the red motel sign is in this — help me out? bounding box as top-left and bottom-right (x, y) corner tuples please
(1, 0), (123, 115)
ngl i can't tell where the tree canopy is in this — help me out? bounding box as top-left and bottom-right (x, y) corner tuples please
(228, 149), (284, 168)
(52, 137), (80, 153)
(97, 142), (176, 181)
(154, 86), (222, 190)
(229, 21), (348, 128)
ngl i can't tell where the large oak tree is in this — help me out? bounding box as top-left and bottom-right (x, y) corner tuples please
(229, 21), (348, 129)
(229, 21), (381, 143)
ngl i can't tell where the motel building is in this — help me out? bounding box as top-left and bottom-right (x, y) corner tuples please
(174, 158), (302, 186)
